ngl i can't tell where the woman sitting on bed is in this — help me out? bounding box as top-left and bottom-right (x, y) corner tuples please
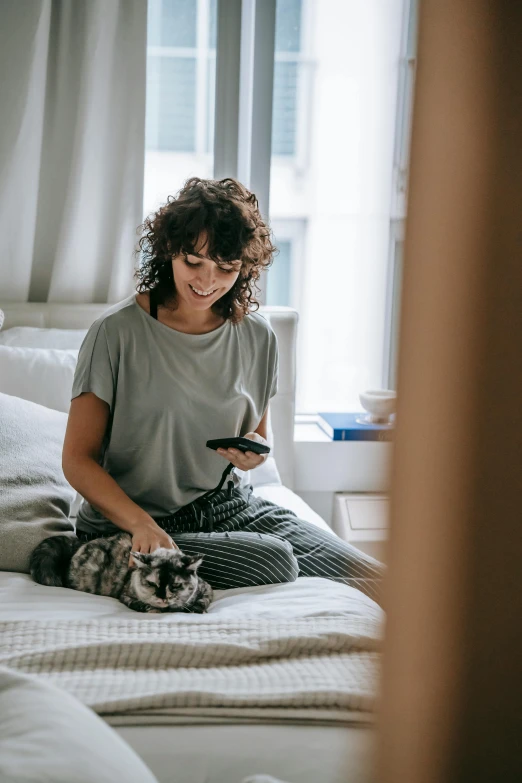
(63, 176), (384, 603)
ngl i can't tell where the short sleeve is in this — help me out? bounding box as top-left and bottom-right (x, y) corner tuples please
(71, 320), (116, 410)
(268, 329), (279, 400)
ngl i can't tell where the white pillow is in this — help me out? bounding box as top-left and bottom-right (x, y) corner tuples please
(0, 308), (4, 330)
(0, 346), (78, 413)
(0, 667), (158, 783)
(251, 455), (282, 487)
(0, 325), (87, 349)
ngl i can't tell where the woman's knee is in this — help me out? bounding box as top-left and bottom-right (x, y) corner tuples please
(255, 534), (299, 584)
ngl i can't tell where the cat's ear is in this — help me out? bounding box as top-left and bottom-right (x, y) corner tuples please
(131, 552), (149, 568)
(185, 555), (204, 572)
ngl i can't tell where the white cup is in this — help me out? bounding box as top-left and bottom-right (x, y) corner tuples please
(359, 389), (396, 424)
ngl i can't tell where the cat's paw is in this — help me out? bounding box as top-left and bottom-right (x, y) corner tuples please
(191, 606), (209, 614)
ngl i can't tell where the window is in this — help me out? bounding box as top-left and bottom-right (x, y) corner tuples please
(146, 56), (197, 152)
(272, 62), (299, 156)
(144, 0), (216, 215)
(267, 240), (292, 304)
(148, 0), (197, 47)
(272, 0), (303, 156)
(144, 0), (411, 415)
(266, 219), (307, 309)
(268, 0), (406, 413)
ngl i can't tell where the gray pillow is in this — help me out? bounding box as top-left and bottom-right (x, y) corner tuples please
(0, 392), (76, 572)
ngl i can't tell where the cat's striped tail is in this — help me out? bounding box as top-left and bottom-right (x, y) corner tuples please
(29, 535), (82, 587)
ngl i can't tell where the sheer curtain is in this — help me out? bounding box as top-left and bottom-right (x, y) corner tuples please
(0, 0), (147, 303)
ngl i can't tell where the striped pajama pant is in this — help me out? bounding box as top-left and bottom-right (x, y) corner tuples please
(77, 484), (385, 605)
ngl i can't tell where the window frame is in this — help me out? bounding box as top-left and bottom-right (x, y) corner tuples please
(271, 0), (315, 174)
(268, 218), (307, 310)
(146, 0), (215, 155)
(383, 0), (418, 389)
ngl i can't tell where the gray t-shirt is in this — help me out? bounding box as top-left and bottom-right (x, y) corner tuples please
(71, 294), (278, 534)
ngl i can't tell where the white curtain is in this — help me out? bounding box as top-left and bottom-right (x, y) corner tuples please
(0, 0), (147, 303)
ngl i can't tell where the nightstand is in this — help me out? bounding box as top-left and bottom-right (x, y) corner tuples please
(292, 417), (392, 530)
(331, 493), (389, 563)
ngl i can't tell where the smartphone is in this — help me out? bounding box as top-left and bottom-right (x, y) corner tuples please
(206, 437), (270, 455)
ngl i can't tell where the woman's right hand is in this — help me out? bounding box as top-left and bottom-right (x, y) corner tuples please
(129, 520), (178, 566)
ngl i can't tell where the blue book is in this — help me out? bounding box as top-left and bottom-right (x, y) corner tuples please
(317, 412), (394, 442)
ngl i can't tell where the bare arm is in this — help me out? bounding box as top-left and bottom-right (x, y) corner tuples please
(63, 393), (177, 559)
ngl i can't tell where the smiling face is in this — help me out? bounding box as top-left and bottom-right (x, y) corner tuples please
(171, 233), (242, 312)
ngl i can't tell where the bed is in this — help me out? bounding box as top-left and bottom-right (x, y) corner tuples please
(0, 301), (382, 783)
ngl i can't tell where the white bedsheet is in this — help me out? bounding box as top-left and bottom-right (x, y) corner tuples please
(0, 574), (380, 783)
(0, 570), (378, 623)
(0, 483), (365, 614)
(0, 484), (343, 623)
(0, 485), (381, 721)
(0, 485), (381, 783)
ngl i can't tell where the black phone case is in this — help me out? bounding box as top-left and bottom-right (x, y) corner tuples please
(206, 437), (271, 455)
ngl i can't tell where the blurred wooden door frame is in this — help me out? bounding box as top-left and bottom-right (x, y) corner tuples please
(377, 1), (522, 782)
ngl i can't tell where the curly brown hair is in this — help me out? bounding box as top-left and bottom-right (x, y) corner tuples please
(134, 177), (277, 324)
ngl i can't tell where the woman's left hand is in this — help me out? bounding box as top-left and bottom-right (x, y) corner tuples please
(216, 432), (269, 471)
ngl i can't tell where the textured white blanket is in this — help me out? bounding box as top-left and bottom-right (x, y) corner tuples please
(0, 614), (381, 720)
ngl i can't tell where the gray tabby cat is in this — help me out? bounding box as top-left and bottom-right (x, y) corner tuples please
(30, 532), (213, 613)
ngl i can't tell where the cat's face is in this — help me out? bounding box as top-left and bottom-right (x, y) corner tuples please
(130, 549), (203, 610)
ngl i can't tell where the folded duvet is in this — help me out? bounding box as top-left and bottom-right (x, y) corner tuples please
(0, 612), (381, 721)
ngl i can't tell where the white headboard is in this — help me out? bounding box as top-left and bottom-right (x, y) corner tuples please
(0, 302), (298, 489)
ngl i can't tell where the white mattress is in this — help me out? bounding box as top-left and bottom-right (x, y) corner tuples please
(0, 485), (380, 783)
(117, 723), (377, 783)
